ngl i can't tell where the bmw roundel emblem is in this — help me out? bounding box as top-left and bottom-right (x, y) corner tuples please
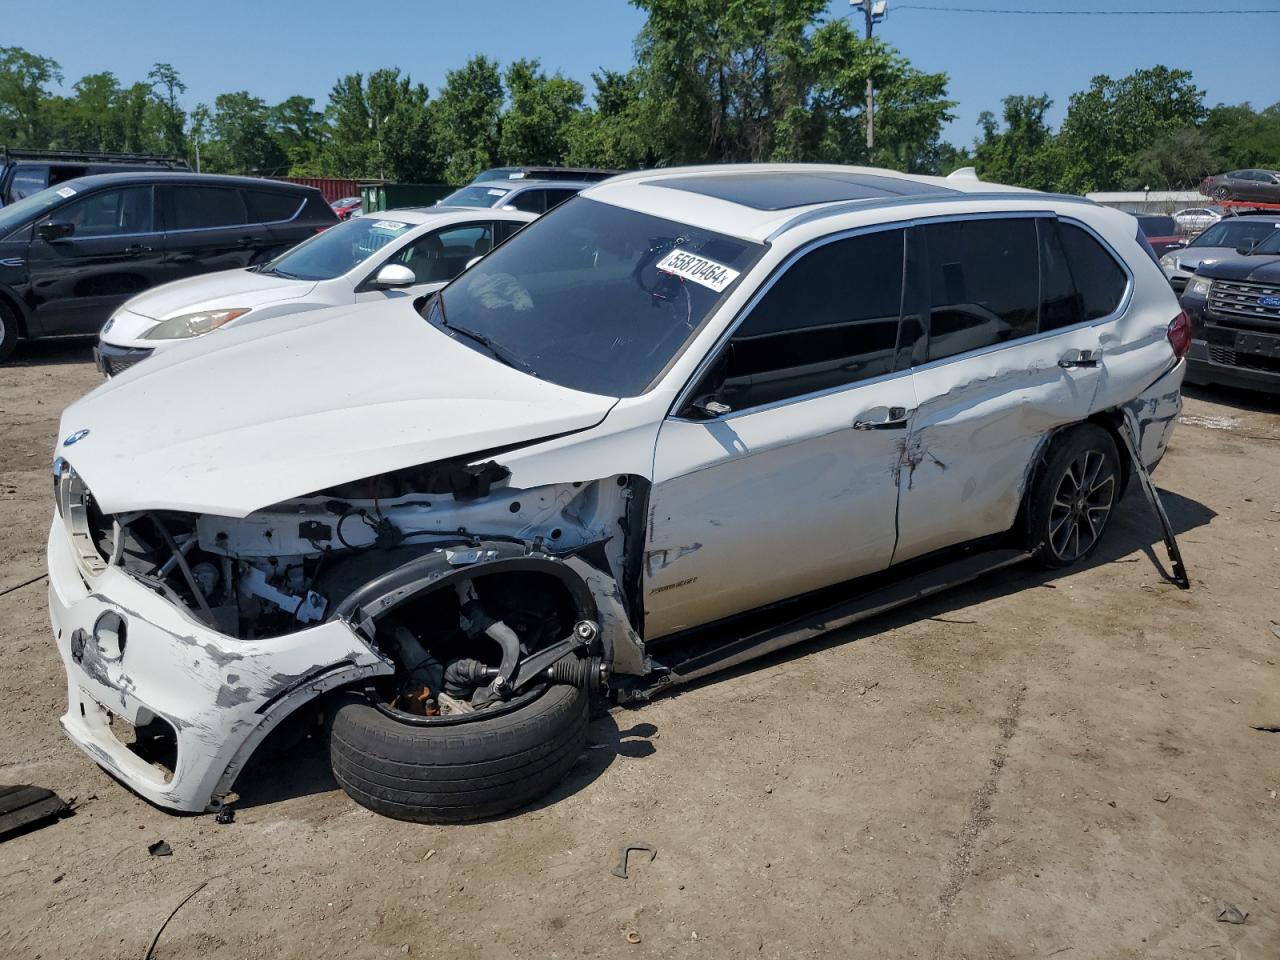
(62, 429), (90, 447)
(1259, 295), (1280, 308)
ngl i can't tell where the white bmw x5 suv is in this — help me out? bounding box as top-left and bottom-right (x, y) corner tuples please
(48, 164), (1187, 822)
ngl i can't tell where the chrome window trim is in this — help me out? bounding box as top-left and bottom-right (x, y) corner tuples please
(670, 209), (1134, 421)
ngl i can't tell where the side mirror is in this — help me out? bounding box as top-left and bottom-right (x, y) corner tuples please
(689, 396), (731, 419)
(371, 263), (416, 289)
(38, 221), (75, 242)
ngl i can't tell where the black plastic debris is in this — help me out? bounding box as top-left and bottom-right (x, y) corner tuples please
(148, 840), (173, 857)
(215, 806), (235, 825)
(0, 785), (71, 841)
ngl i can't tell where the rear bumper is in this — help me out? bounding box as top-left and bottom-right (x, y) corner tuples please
(47, 515), (391, 812)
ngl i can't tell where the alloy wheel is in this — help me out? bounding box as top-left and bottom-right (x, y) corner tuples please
(1047, 450), (1116, 563)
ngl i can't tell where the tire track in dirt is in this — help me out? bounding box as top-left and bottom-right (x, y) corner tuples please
(935, 683), (1027, 930)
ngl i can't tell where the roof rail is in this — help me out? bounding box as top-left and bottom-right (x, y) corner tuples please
(0, 146), (189, 168)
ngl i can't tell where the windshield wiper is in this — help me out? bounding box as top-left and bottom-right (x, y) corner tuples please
(445, 322), (535, 375)
(259, 266), (303, 280)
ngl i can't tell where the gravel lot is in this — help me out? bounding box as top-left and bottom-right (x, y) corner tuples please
(1, 340), (1277, 960)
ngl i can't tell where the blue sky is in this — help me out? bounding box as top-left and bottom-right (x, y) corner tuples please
(5, 0), (1279, 147)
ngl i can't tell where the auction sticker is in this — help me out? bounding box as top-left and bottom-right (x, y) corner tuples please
(656, 248), (740, 293)
(56, 186), (77, 198)
(372, 220), (408, 231)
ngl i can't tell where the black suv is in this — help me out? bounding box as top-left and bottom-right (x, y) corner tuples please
(1180, 227), (1280, 394)
(0, 147), (189, 206)
(0, 172), (337, 361)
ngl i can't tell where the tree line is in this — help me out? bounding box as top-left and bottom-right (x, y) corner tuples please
(1, 0), (1276, 190)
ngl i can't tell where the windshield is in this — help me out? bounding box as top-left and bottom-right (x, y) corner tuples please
(438, 185), (509, 208)
(0, 182), (76, 238)
(260, 216), (415, 281)
(428, 197), (764, 397)
(1191, 218), (1280, 248)
(1250, 229), (1280, 255)
(472, 168), (517, 183)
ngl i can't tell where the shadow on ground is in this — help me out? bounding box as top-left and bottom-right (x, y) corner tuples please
(7, 338), (96, 368)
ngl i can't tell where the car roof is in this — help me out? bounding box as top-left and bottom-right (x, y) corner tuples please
(581, 164), (1034, 243)
(379, 206), (538, 225)
(45, 171), (317, 194)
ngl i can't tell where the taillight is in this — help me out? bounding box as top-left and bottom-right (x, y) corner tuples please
(1167, 310), (1191, 359)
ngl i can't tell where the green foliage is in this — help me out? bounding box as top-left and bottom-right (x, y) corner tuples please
(432, 56), (503, 185)
(203, 91), (286, 175)
(499, 59), (584, 166)
(321, 69), (436, 182)
(972, 95), (1063, 191)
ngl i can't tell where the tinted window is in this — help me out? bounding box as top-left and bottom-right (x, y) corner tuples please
(545, 189), (577, 211)
(1058, 223), (1127, 321)
(432, 198), (762, 397)
(58, 187), (153, 237)
(1039, 220), (1086, 331)
(1137, 216), (1175, 236)
(244, 189), (302, 223)
(509, 189), (546, 214)
(165, 186), (246, 230)
(719, 230), (905, 409)
(391, 222), (493, 284)
(924, 218), (1039, 362)
(494, 219), (525, 243)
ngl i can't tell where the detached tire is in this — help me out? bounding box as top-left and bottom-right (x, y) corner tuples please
(1028, 423), (1121, 569)
(327, 682), (588, 823)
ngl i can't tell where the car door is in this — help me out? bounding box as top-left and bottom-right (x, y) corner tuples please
(24, 184), (166, 336)
(355, 221), (497, 302)
(644, 226), (917, 639)
(506, 189), (547, 215)
(892, 215), (1113, 564)
(160, 184), (267, 279)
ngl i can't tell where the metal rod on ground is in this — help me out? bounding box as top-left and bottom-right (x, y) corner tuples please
(1118, 412), (1190, 590)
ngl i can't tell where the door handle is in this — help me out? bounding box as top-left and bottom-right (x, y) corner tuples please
(853, 406), (912, 430)
(124, 243), (152, 255)
(236, 236), (254, 246)
(1058, 349), (1099, 369)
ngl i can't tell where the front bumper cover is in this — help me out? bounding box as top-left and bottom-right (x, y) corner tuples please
(47, 515), (392, 812)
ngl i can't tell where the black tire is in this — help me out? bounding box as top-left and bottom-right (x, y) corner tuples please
(1028, 423), (1121, 569)
(327, 681), (588, 823)
(0, 300), (19, 364)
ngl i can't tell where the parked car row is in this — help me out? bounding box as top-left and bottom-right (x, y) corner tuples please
(1201, 168), (1280, 204)
(0, 165), (608, 364)
(45, 162), (1189, 824)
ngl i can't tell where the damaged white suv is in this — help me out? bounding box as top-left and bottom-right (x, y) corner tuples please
(48, 165), (1187, 822)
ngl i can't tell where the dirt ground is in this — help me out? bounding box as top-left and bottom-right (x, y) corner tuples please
(0, 339), (1277, 960)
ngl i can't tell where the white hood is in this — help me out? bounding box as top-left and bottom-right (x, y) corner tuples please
(58, 301), (617, 517)
(120, 269), (319, 320)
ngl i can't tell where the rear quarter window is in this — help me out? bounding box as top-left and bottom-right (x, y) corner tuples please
(243, 189), (303, 223)
(1058, 223), (1127, 321)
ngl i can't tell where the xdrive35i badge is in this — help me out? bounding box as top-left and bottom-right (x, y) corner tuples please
(62, 429), (90, 447)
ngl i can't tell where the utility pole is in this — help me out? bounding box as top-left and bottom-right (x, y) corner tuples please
(852, 0), (888, 150)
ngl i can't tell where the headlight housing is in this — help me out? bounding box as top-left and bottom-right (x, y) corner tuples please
(1187, 277), (1212, 298)
(1159, 254), (1177, 269)
(143, 308), (250, 340)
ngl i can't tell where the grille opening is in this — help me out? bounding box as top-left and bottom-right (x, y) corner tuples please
(109, 710), (177, 784)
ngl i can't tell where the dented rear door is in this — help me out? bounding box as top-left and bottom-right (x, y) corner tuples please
(892, 215), (1107, 564)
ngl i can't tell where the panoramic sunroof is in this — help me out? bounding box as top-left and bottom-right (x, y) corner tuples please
(650, 171), (955, 211)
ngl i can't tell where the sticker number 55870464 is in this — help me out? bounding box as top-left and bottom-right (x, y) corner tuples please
(655, 248), (740, 293)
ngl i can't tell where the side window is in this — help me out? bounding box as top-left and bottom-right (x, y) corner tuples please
(10, 164), (49, 200)
(718, 229), (905, 410)
(57, 187), (154, 238)
(545, 189), (577, 211)
(509, 189), (546, 214)
(243, 189), (303, 223)
(1038, 220), (1086, 331)
(163, 186), (247, 230)
(391, 222), (494, 284)
(1058, 223), (1127, 320)
(494, 219), (525, 243)
(923, 218), (1039, 362)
